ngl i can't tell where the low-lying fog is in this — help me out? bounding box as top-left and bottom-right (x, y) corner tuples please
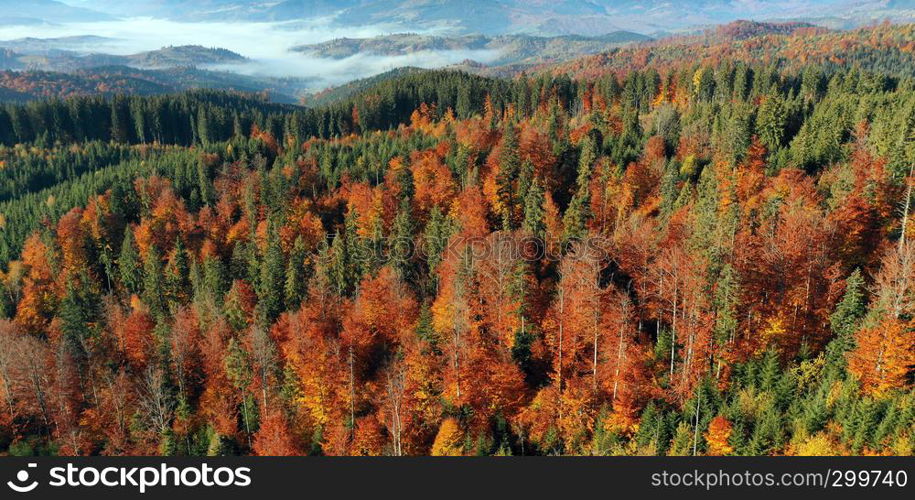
(0, 17), (502, 90)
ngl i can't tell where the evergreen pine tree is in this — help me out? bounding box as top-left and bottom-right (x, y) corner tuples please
(143, 246), (166, 318)
(522, 178), (546, 238)
(166, 237), (191, 306)
(826, 268), (866, 368)
(496, 123), (521, 229)
(58, 274), (98, 361)
(390, 198), (415, 282)
(284, 236), (308, 311)
(119, 227), (143, 295)
(257, 220), (286, 324)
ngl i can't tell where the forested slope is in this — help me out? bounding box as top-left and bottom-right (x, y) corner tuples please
(550, 21), (915, 79)
(0, 26), (913, 457)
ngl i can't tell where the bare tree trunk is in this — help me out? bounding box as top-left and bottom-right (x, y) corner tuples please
(592, 305), (599, 392)
(557, 286), (564, 429)
(385, 362), (405, 456)
(138, 367), (175, 441)
(348, 345), (355, 434)
(899, 162), (914, 252)
(670, 283), (678, 377)
(691, 387), (701, 456)
(613, 319), (626, 402)
(0, 335), (15, 419)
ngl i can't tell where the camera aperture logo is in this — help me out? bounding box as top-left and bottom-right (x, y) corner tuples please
(7, 463), (39, 493)
(7, 463), (251, 494)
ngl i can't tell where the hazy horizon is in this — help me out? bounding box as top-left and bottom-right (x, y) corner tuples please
(0, 16), (507, 90)
(3, 0), (915, 92)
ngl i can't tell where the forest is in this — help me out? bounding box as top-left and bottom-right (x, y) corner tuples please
(0, 23), (913, 457)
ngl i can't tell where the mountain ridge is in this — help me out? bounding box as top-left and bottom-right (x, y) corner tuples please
(51, 0), (915, 35)
(293, 31), (651, 66)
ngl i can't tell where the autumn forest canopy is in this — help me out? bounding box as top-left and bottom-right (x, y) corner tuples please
(0, 22), (914, 457)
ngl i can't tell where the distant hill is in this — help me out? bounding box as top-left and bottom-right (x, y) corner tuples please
(0, 44), (248, 72)
(0, 65), (312, 103)
(126, 45), (248, 68)
(303, 66), (425, 107)
(0, 35), (116, 53)
(548, 21), (915, 80)
(294, 32), (651, 67)
(0, 0), (112, 24)
(0, 69), (171, 101)
(73, 0), (915, 35)
(709, 19), (824, 40)
(0, 49), (22, 71)
(78, 0), (358, 20)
